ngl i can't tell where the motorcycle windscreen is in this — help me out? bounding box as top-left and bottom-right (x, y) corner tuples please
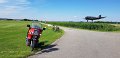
(31, 22), (42, 29)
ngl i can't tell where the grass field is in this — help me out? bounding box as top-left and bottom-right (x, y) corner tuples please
(48, 22), (120, 32)
(0, 21), (64, 58)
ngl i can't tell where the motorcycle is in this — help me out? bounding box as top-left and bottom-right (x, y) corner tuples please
(26, 22), (46, 51)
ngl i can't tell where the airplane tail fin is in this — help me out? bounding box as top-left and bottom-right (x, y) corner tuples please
(99, 15), (101, 18)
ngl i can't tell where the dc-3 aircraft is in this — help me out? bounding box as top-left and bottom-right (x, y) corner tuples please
(85, 15), (106, 22)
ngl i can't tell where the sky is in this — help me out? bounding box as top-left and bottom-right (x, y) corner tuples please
(0, 0), (120, 22)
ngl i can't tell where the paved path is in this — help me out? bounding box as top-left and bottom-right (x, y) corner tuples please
(28, 27), (120, 58)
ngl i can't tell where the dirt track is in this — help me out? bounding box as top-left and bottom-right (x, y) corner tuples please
(28, 27), (120, 58)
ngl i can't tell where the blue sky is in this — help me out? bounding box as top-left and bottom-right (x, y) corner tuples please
(0, 0), (120, 21)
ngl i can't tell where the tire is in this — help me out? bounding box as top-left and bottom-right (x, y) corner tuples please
(31, 39), (36, 51)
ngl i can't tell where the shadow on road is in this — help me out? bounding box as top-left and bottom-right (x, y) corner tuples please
(34, 41), (59, 54)
(40, 44), (59, 54)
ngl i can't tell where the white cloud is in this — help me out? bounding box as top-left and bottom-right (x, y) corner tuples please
(0, 6), (17, 15)
(0, 0), (8, 3)
(0, 0), (31, 17)
(74, 16), (78, 18)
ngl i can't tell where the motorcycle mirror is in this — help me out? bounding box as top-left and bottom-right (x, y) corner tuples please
(43, 27), (46, 30)
(27, 24), (30, 27)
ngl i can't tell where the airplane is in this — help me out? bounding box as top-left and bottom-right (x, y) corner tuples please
(85, 15), (106, 22)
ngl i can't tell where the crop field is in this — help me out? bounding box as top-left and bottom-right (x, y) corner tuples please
(48, 22), (120, 32)
(111, 24), (120, 27)
(0, 21), (64, 58)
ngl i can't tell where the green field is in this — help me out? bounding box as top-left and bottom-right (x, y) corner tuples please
(48, 22), (120, 32)
(0, 21), (64, 58)
(111, 24), (120, 27)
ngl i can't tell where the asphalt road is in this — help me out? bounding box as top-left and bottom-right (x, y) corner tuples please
(28, 27), (120, 58)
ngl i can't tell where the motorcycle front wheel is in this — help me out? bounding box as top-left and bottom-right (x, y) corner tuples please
(31, 40), (36, 51)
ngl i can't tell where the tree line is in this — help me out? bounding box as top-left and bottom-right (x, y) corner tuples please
(0, 18), (38, 21)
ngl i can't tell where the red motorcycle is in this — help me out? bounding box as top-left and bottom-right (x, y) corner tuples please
(26, 23), (46, 51)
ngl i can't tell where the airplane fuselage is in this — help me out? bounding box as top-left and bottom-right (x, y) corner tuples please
(85, 15), (106, 22)
(85, 16), (101, 20)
